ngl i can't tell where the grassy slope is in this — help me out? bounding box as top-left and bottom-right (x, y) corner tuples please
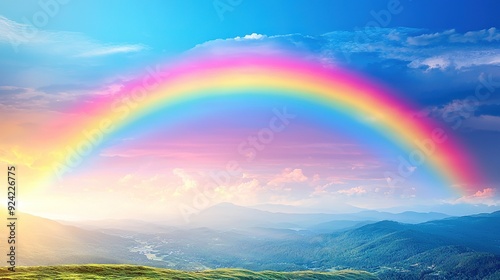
(0, 265), (379, 280)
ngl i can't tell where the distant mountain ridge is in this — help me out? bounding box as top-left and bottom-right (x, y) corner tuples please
(4, 207), (500, 279)
(187, 202), (450, 231)
(0, 210), (157, 266)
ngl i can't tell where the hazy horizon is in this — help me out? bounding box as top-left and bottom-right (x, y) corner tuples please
(21, 200), (500, 223)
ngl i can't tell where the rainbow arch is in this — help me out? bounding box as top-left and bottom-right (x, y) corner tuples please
(48, 52), (482, 194)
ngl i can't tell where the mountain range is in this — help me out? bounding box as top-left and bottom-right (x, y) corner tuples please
(2, 204), (499, 279)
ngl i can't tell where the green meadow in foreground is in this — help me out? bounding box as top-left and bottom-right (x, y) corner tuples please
(0, 265), (378, 280)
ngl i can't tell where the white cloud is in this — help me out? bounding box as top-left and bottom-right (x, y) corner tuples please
(192, 32), (267, 49)
(337, 186), (367, 196)
(406, 29), (456, 46)
(311, 182), (334, 196)
(214, 179), (261, 203)
(119, 174), (133, 184)
(234, 33), (266, 41)
(0, 15), (146, 57)
(407, 51), (500, 70)
(408, 56), (450, 70)
(418, 90), (500, 132)
(76, 44), (145, 57)
(268, 168), (308, 187)
(464, 115), (500, 132)
(369, 28), (500, 70)
(191, 27), (500, 73)
(449, 27), (500, 43)
(455, 188), (498, 206)
(0, 15), (38, 45)
(406, 28), (500, 46)
(424, 98), (481, 120)
(172, 168), (197, 192)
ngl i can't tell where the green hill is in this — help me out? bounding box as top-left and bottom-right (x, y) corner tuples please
(0, 265), (378, 280)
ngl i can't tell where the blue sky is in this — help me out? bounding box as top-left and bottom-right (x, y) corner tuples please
(2, 0), (499, 56)
(1, 0), (499, 89)
(1, 0), (500, 219)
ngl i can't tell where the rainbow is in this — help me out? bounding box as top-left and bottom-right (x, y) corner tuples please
(47, 52), (482, 194)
